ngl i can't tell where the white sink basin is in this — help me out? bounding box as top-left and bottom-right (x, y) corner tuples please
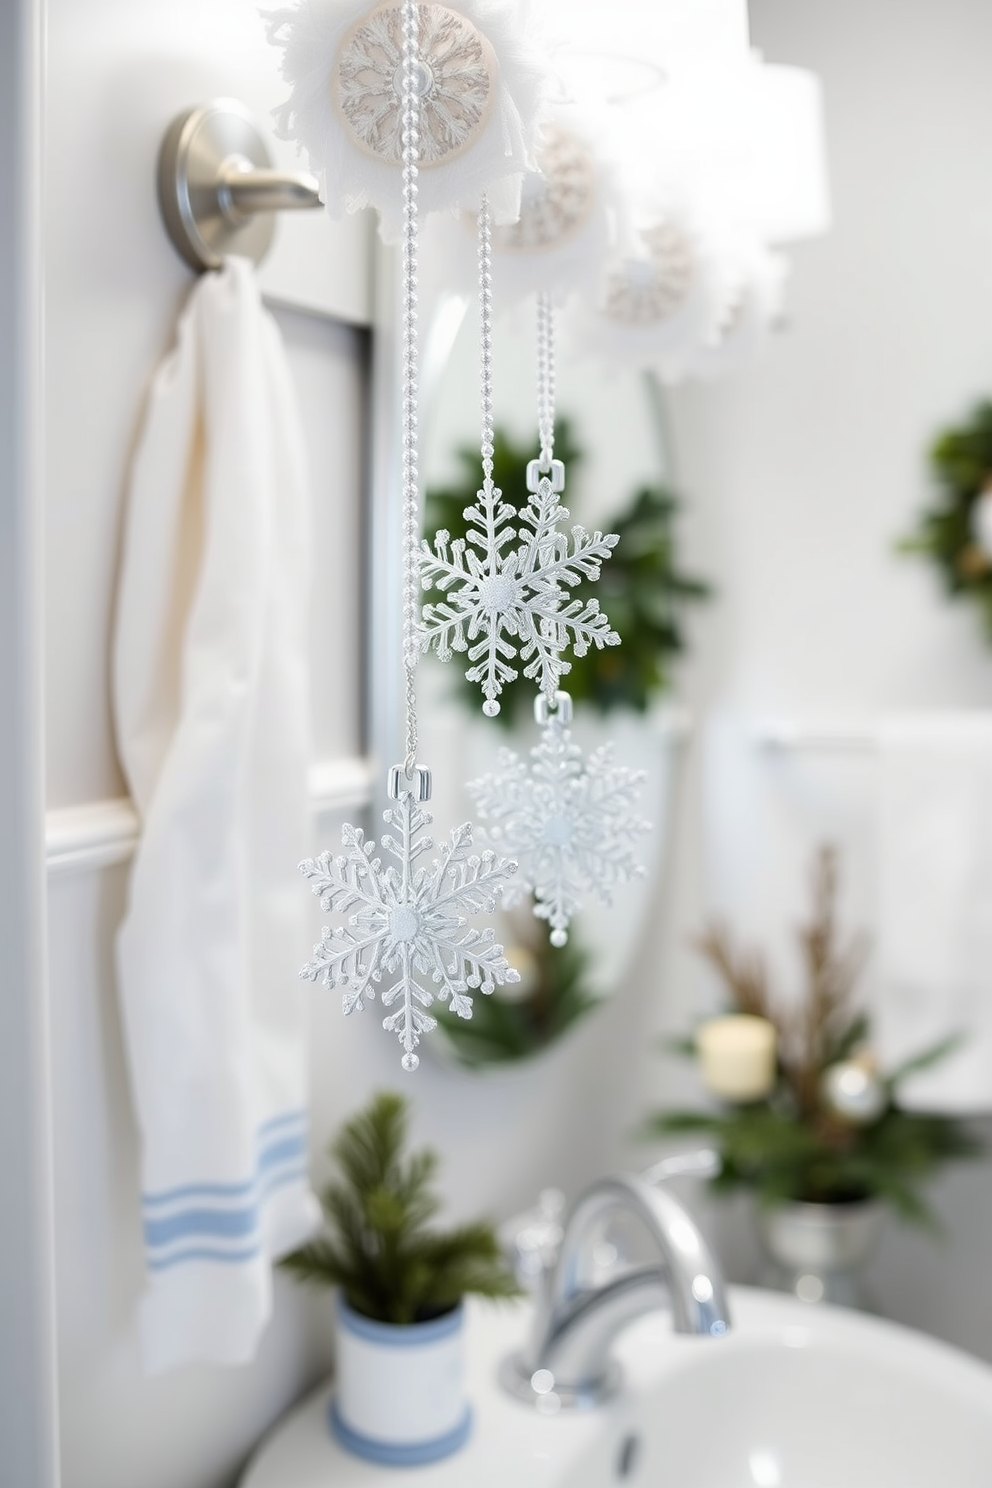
(241, 1288), (992, 1488)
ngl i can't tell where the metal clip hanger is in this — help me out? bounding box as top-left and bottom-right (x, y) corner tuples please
(157, 98), (321, 273)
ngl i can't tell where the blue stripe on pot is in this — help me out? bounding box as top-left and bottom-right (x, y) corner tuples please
(329, 1401), (472, 1467)
(336, 1296), (464, 1346)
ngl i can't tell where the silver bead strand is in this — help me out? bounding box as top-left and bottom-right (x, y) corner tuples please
(479, 194), (494, 488)
(400, 0), (421, 779)
(536, 289), (556, 470)
(477, 195), (504, 718)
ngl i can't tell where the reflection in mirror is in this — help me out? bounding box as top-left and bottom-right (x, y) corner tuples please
(421, 305), (710, 1067)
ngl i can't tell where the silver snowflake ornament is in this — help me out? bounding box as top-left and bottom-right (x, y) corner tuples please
(299, 773), (520, 1069)
(466, 693), (649, 946)
(420, 464), (620, 716)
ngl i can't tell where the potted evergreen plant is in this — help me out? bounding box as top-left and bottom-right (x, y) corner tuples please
(281, 1092), (521, 1465)
(644, 847), (983, 1307)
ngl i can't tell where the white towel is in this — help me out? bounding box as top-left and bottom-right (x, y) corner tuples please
(114, 257), (320, 1372)
(876, 713), (992, 1113)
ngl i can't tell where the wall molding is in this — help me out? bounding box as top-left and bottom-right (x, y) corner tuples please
(45, 755), (374, 877)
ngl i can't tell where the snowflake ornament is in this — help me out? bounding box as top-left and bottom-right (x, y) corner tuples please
(420, 466), (621, 716)
(299, 769), (520, 1068)
(466, 693), (649, 946)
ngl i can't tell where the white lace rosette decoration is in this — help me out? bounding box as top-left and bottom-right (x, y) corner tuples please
(265, 0), (548, 239)
(567, 202), (728, 383)
(300, 768), (520, 1068)
(439, 107), (618, 309)
(467, 692), (649, 946)
(686, 237), (788, 381)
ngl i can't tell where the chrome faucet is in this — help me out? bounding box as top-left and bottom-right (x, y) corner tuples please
(500, 1171), (731, 1410)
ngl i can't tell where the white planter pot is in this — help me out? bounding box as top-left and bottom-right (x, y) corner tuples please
(330, 1296), (471, 1466)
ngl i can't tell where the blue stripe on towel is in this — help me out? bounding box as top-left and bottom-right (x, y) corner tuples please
(140, 1132), (304, 1211)
(142, 1112), (307, 1209)
(141, 1112), (310, 1271)
(145, 1205), (259, 1245)
(256, 1109), (306, 1139)
(143, 1160), (308, 1269)
(147, 1242), (262, 1273)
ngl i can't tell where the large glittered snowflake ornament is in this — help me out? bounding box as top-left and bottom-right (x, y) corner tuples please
(420, 466), (620, 716)
(299, 773), (520, 1068)
(466, 693), (649, 945)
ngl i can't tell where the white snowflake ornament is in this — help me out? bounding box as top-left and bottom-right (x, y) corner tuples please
(467, 692), (650, 946)
(420, 465), (620, 716)
(299, 767), (520, 1068)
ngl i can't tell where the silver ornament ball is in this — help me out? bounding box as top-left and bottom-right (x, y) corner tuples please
(821, 1060), (885, 1125)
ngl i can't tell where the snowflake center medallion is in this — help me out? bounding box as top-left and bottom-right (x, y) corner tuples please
(478, 572), (519, 613)
(542, 812), (573, 848)
(390, 905), (421, 942)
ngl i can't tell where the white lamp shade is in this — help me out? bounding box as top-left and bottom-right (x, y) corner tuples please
(615, 58), (831, 247)
(538, 0), (751, 61)
(740, 63), (832, 243)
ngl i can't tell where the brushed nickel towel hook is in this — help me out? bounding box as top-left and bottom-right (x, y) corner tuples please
(157, 98), (322, 272)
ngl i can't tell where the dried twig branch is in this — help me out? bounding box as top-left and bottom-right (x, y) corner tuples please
(693, 845), (870, 1130)
(694, 921), (776, 1024)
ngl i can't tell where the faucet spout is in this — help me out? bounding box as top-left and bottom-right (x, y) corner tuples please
(501, 1172), (731, 1410)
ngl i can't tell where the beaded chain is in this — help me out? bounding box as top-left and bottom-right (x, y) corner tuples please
(536, 289), (556, 470)
(478, 194), (495, 490)
(400, 0), (421, 780)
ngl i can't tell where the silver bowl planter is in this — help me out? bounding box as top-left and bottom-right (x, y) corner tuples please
(757, 1197), (883, 1308)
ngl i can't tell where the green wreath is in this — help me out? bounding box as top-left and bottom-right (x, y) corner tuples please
(901, 399), (992, 637)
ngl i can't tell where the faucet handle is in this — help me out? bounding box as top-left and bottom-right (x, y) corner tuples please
(500, 1188), (566, 1290)
(641, 1148), (721, 1185)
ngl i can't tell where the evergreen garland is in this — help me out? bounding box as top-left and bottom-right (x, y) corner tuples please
(901, 399), (992, 638)
(280, 1093), (522, 1324)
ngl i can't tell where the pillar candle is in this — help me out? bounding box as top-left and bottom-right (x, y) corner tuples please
(696, 1014), (777, 1102)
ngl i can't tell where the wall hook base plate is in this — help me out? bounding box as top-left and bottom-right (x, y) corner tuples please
(157, 98), (320, 272)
